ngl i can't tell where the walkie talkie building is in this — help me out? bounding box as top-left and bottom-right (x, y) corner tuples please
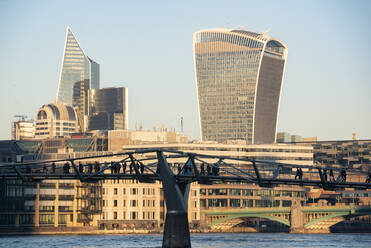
(193, 28), (288, 144)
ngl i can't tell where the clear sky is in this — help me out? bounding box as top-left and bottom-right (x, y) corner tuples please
(0, 0), (370, 141)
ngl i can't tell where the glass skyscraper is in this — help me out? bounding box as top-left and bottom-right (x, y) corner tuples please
(88, 87), (128, 131)
(193, 28), (288, 144)
(56, 27), (100, 107)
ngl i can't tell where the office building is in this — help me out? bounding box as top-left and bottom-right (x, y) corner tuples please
(56, 27), (100, 131)
(88, 87), (128, 131)
(277, 132), (303, 143)
(35, 103), (78, 139)
(194, 28), (288, 144)
(11, 119), (35, 140)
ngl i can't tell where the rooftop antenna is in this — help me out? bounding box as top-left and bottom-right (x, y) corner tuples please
(181, 117), (184, 133)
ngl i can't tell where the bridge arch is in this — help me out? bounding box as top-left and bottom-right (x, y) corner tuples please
(304, 212), (347, 228)
(208, 213), (290, 229)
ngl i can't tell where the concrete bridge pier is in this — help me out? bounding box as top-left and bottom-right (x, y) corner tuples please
(290, 199), (305, 234)
(157, 151), (191, 248)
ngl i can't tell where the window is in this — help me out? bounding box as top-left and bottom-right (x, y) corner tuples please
(114, 200), (117, 207)
(131, 211), (137, 220)
(130, 200), (137, 207)
(114, 188), (118, 195)
(114, 212), (117, 219)
(123, 188), (126, 195)
(123, 200), (126, 207)
(131, 188), (137, 195)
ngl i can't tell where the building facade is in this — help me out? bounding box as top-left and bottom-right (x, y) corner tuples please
(56, 27), (100, 131)
(11, 120), (35, 140)
(194, 28), (288, 144)
(35, 103), (78, 139)
(88, 87), (128, 131)
(1, 137), (370, 232)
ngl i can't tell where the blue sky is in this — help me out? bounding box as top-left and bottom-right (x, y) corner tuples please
(0, 0), (370, 141)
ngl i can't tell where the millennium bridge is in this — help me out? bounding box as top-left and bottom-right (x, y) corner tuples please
(1, 149), (370, 248)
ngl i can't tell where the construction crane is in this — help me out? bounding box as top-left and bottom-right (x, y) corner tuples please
(14, 115), (28, 121)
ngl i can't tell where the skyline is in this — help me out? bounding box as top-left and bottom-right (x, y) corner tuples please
(0, 0), (370, 141)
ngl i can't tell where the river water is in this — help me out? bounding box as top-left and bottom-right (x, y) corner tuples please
(0, 233), (370, 248)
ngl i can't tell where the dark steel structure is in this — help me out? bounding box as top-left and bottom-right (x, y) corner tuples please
(1, 149), (370, 248)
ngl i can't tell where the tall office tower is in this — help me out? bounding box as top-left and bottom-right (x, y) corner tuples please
(56, 27), (100, 131)
(194, 28), (288, 144)
(88, 87), (128, 131)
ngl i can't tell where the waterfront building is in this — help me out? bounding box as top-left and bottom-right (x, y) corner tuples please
(0, 179), (101, 228)
(56, 27), (100, 131)
(87, 87), (128, 131)
(305, 139), (371, 170)
(35, 103), (78, 139)
(11, 119), (35, 140)
(1, 137), (370, 232)
(194, 28), (288, 144)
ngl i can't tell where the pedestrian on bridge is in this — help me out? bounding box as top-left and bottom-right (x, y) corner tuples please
(140, 162), (144, 174)
(295, 168), (300, 180)
(340, 169), (347, 182)
(207, 164), (211, 176)
(366, 173), (371, 183)
(299, 168), (303, 180)
(79, 162), (84, 174)
(329, 169), (335, 181)
(110, 162), (114, 174)
(94, 161), (100, 173)
(122, 162), (127, 174)
(323, 169), (328, 181)
(63, 162), (70, 174)
(52, 163), (56, 174)
(200, 163), (205, 175)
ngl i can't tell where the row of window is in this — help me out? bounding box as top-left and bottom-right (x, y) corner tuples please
(104, 199), (156, 208)
(103, 187), (156, 196)
(200, 199), (293, 208)
(201, 188), (305, 198)
(110, 211), (156, 220)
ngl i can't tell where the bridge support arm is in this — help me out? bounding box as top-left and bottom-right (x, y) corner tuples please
(157, 151), (191, 248)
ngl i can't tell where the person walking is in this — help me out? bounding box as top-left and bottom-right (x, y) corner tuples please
(340, 169), (347, 182)
(299, 168), (303, 180)
(52, 163), (56, 174)
(323, 169), (328, 181)
(329, 169), (335, 181)
(200, 163), (205, 175)
(366, 173), (371, 183)
(295, 168), (300, 180)
(122, 162), (127, 174)
(79, 163), (84, 174)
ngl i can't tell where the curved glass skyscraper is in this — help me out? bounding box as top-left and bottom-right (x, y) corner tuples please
(56, 27), (99, 106)
(194, 28), (288, 144)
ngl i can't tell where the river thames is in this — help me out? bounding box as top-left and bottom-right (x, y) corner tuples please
(0, 233), (370, 248)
